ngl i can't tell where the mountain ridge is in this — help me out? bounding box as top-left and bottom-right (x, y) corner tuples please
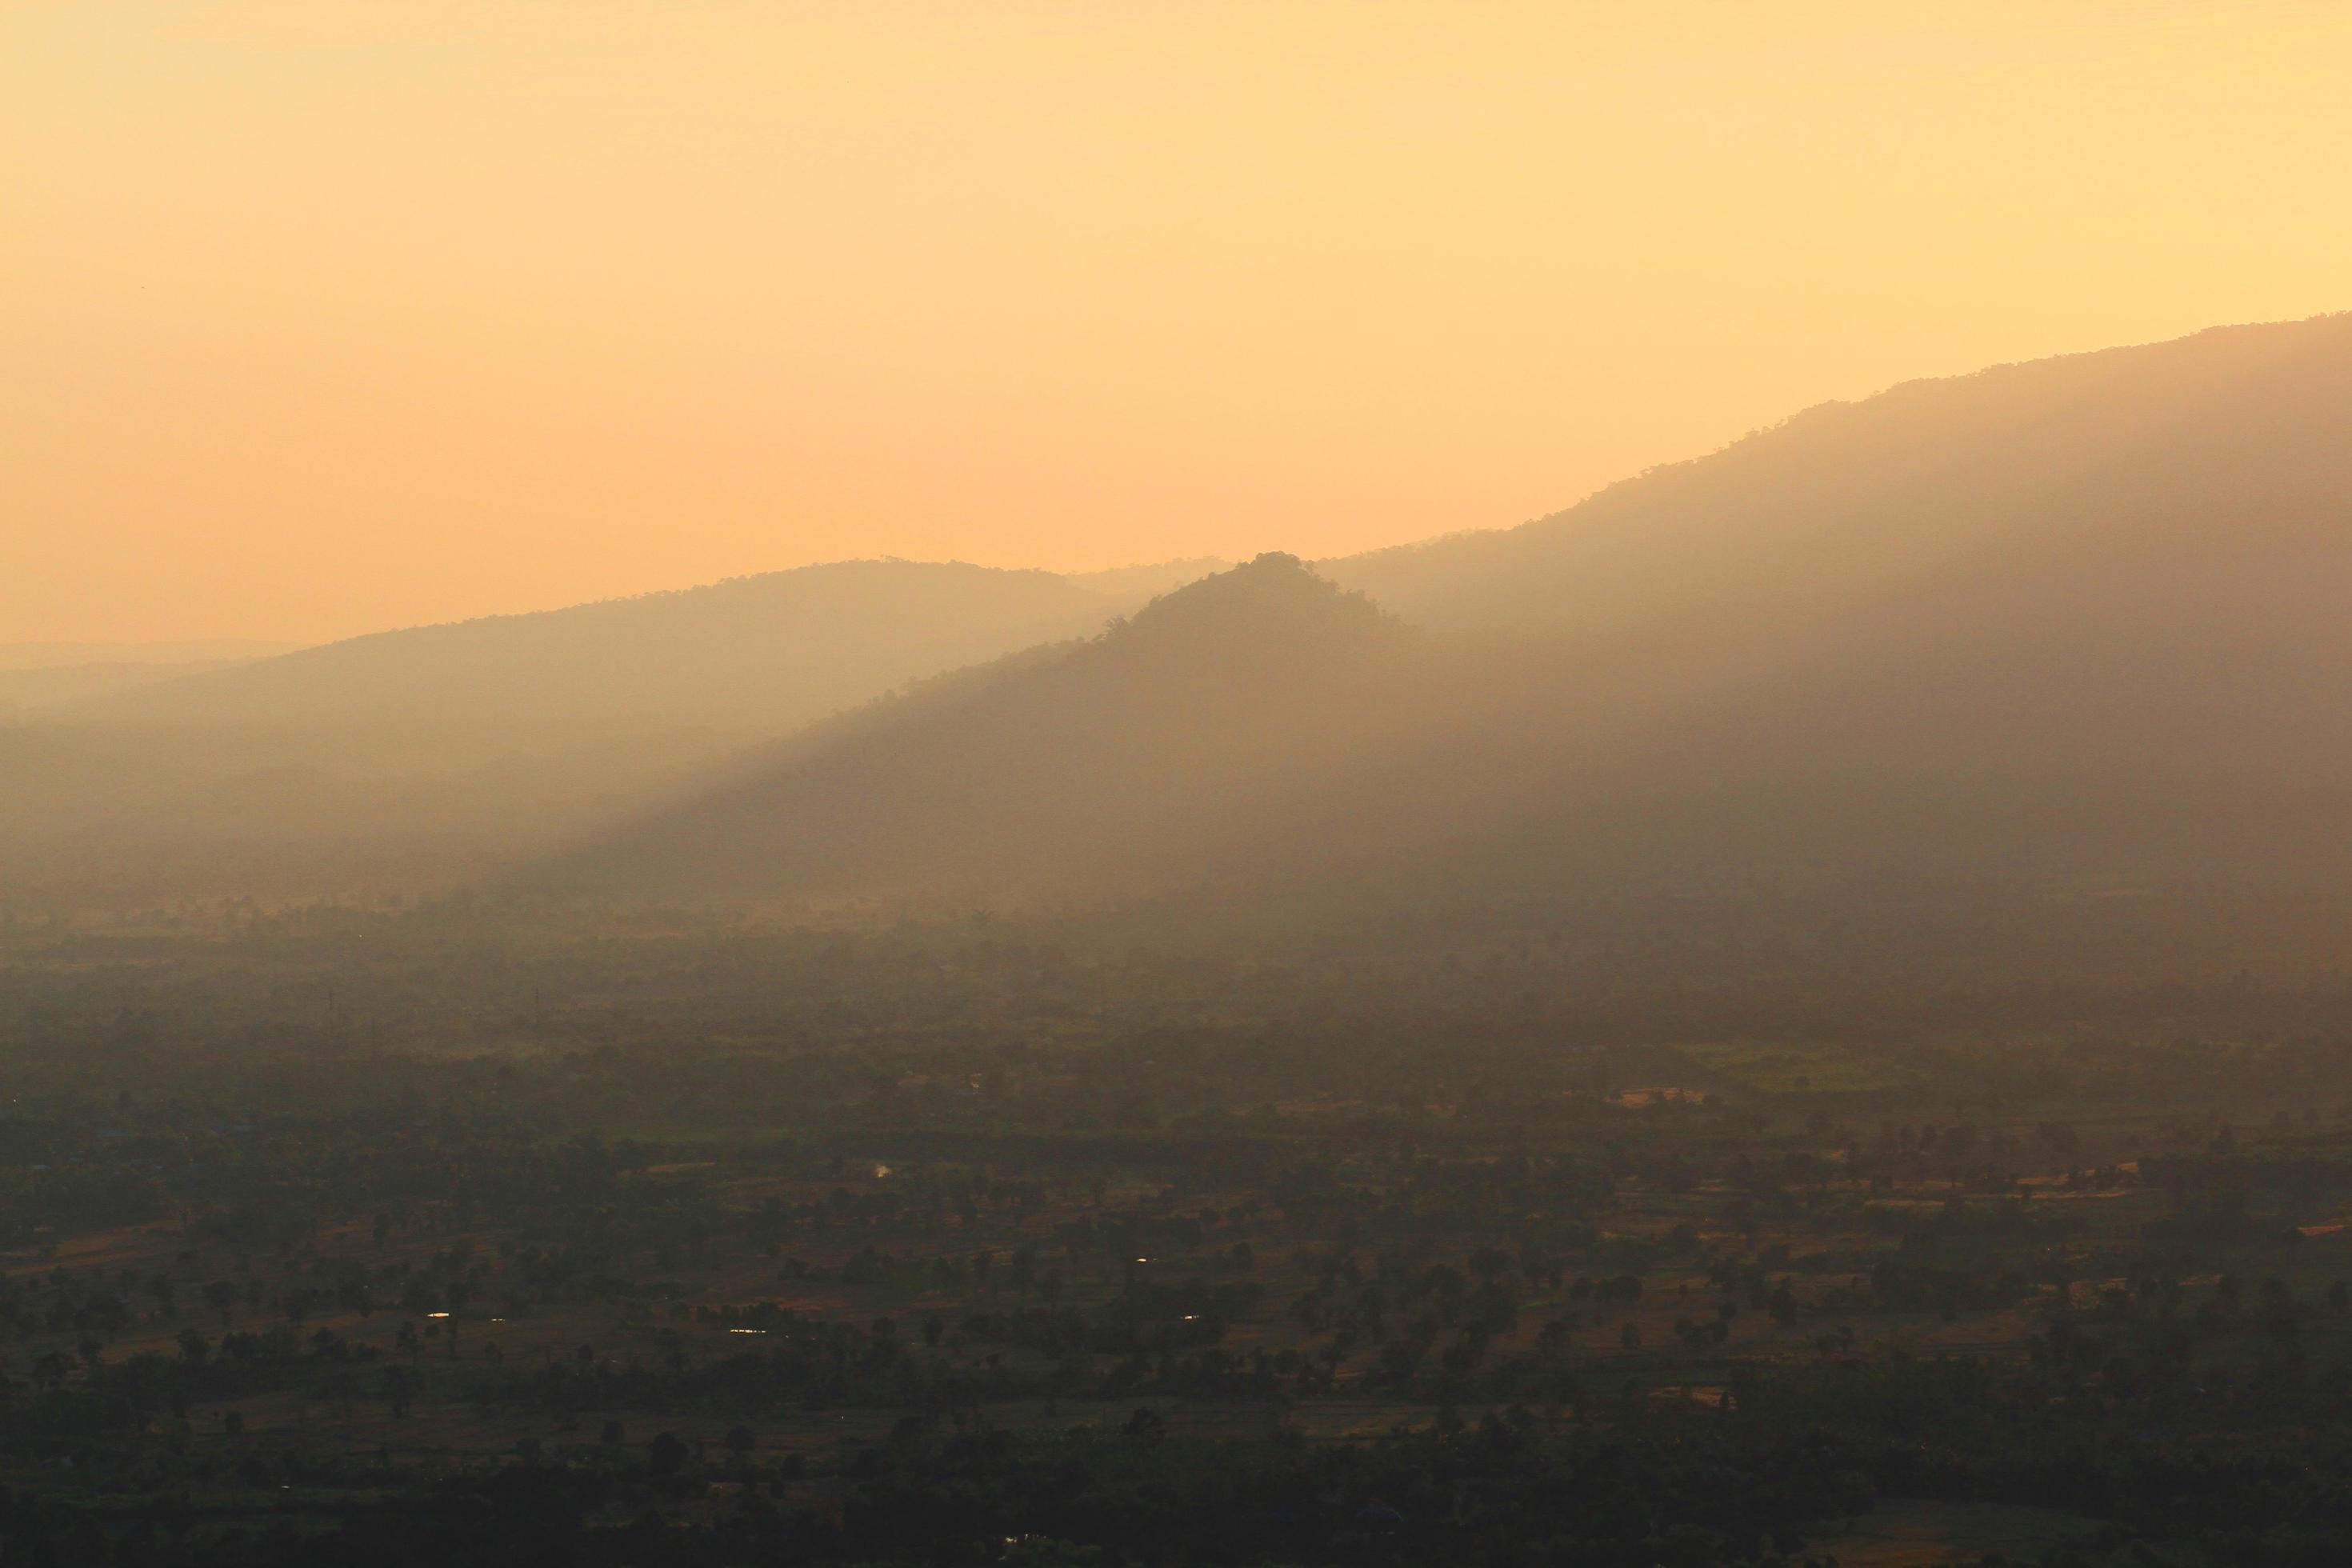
(536, 312), (2352, 969)
(63, 557), (1226, 742)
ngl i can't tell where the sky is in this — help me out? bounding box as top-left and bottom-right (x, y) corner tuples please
(6, 2), (2352, 645)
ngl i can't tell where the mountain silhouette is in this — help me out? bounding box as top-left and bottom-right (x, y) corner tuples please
(7, 560), (1226, 902)
(1322, 314), (2352, 650)
(66, 559), (1212, 742)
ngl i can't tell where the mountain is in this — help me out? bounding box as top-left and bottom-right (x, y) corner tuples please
(0, 658), (258, 715)
(0, 640), (297, 716)
(62, 560), (1185, 742)
(1322, 314), (2352, 647)
(549, 314), (2352, 969)
(1337, 313), (2352, 962)
(7, 560), (1229, 906)
(547, 554), (1438, 906)
(0, 639), (297, 670)
(1316, 310), (2352, 829)
(1062, 558), (1234, 601)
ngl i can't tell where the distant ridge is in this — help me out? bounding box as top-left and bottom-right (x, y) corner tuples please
(1323, 313), (2352, 640)
(3, 557), (1222, 902)
(65, 558), (1217, 741)
(0, 638), (299, 670)
(1063, 558), (1234, 601)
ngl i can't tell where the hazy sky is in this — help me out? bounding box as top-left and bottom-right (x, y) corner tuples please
(7, 2), (2350, 643)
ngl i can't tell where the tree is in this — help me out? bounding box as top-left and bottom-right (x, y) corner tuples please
(646, 1430), (690, 1476)
(384, 1366), (416, 1418)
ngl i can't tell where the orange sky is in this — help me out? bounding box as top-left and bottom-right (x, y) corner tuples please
(6, 1), (2350, 644)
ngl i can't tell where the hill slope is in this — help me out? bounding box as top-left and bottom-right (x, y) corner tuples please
(66, 560), (1199, 741)
(10, 560), (1229, 906)
(1323, 313), (2352, 646)
(550, 554), (1437, 906)
(0, 640), (297, 717)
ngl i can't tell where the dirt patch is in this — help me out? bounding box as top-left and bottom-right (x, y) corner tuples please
(1610, 1087), (1707, 1108)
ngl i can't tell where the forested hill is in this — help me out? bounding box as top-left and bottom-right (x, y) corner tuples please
(546, 554), (1443, 906)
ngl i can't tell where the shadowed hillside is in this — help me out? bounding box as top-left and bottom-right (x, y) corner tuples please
(1064, 557), (1234, 601)
(1346, 314), (2352, 930)
(1, 561), (1221, 906)
(1324, 314), (2352, 647)
(549, 554), (1438, 906)
(0, 640), (295, 715)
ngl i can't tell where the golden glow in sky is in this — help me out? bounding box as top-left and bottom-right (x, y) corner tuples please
(6, 1), (2351, 642)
